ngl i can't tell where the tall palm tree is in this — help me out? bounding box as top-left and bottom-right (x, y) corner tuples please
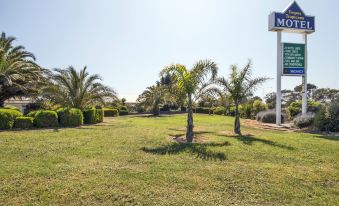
(0, 32), (46, 106)
(216, 60), (268, 134)
(137, 82), (165, 116)
(160, 59), (218, 143)
(43, 66), (117, 110)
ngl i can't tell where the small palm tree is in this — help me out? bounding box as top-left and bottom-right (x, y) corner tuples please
(160, 59), (218, 142)
(0, 32), (46, 106)
(216, 60), (268, 134)
(137, 82), (165, 116)
(43, 66), (117, 110)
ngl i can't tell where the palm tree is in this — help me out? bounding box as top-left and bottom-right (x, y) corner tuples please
(43, 66), (117, 110)
(216, 60), (268, 134)
(0, 32), (46, 106)
(160, 59), (218, 143)
(137, 82), (165, 116)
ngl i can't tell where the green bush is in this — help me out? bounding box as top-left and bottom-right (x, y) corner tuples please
(0, 108), (23, 130)
(252, 100), (267, 118)
(195, 107), (210, 114)
(119, 109), (129, 116)
(288, 101), (321, 118)
(103, 108), (119, 117)
(314, 101), (339, 132)
(27, 110), (40, 118)
(292, 113), (314, 128)
(239, 104), (252, 119)
(57, 108), (83, 127)
(213, 106), (226, 115)
(15, 117), (34, 129)
(96, 109), (104, 123)
(256, 110), (284, 124)
(227, 106), (235, 116)
(83, 108), (97, 124)
(34, 110), (58, 128)
(3, 105), (20, 112)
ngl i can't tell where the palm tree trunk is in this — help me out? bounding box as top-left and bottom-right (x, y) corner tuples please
(186, 95), (194, 143)
(153, 104), (160, 116)
(234, 102), (241, 134)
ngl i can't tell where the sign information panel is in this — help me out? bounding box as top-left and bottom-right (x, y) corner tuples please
(282, 43), (305, 75)
(269, 1), (315, 33)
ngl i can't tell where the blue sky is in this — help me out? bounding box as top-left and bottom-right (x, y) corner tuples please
(1, 0), (338, 101)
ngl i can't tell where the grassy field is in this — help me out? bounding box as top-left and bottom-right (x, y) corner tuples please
(0, 114), (338, 205)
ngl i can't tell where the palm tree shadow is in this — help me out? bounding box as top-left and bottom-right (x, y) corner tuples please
(218, 134), (294, 150)
(141, 141), (230, 161)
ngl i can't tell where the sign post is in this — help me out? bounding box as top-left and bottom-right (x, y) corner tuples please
(269, 1), (315, 125)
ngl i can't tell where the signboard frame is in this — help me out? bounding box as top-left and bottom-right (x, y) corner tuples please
(268, 1), (315, 34)
(268, 1), (314, 125)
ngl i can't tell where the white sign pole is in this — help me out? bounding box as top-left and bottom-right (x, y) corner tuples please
(276, 31), (282, 125)
(302, 34), (308, 115)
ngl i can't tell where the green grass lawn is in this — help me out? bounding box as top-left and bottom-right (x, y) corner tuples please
(0, 114), (338, 205)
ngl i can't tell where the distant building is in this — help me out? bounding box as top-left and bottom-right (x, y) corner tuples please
(4, 97), (33, 113)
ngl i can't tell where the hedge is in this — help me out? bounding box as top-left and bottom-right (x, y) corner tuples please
(3, 105), (21, 112)
(27, 110), (40, 118)
(213, 107), (226, 115)
(57, 108), (83, 127)
(0, 109), (23, 130)
(34, 110), (58, 128)
(103, 108), (119, 117)
(15, 117), (34, 129)
(83, 108), (103, 124)
(119, 110), (129, 116)
(96, 109), (104, 123)
(83, 108), (97, 124)
(195, 107), (210, 114)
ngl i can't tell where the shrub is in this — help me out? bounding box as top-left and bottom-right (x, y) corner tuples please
(119, 106), (128, 111)
(34, 110), (58, 128)
(288, 101), (321, 118)
(119, 110), (129, 116)
(239, 104), (252, 119)
(256, 110), (284, 124)
(83, 108), (97, 124)
(3, 105), (20, 112)
(0, 109), (23, 130)
(292, 113), (314, 128)
(314, 101), (339, 132)
(227, 106), (235, 116)
(103, 108), (119, 117)
(213, 106), (226, 115)
(195, 107), (210, 114)
(252, 100), (268, 118)
(15, 117), (34, 129)
(57, 108), (83, 127)
(27, 110), (40, 118)
(96, 109), (104, 123)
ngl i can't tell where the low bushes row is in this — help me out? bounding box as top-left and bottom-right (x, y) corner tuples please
(0, 108), (23, 129)
(103, 108), (119, 117)
(0, 107), (109, 130)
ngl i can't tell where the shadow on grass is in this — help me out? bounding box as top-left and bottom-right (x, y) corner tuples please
(217, 134), (294, 150)
(311, 134), (339, 141)
(130, 114), (180, 118)
(141, 141), (230, 161)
